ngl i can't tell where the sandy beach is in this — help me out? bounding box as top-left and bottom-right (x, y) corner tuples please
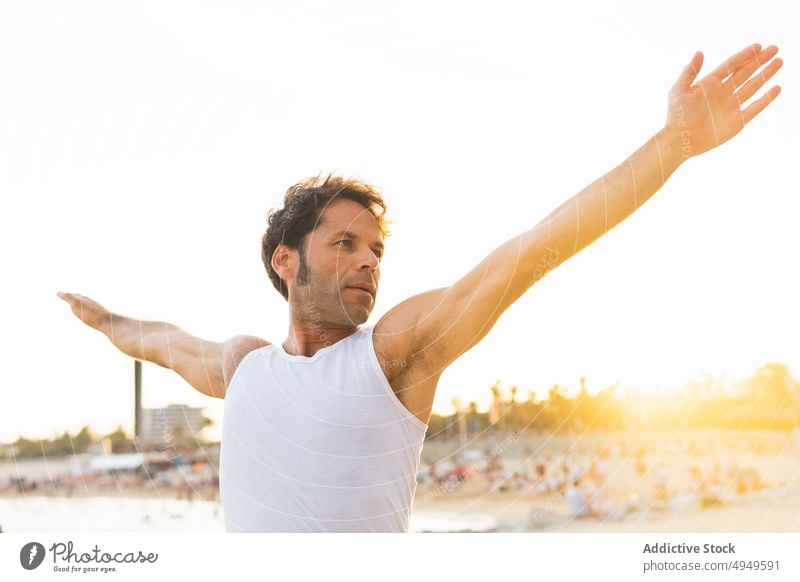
(2, 430), (799, 533)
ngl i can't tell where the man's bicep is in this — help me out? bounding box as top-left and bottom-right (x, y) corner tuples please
(167, 332), (269, 399)
(416, 277), (510, 370)
(398, 230), (556, 371)
(167, 331), (229, 399)
(373, 287), (449, 371)
(375, 281), (503, 376)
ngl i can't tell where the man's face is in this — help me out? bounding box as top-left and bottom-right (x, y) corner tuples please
(290, 198), (384, 326)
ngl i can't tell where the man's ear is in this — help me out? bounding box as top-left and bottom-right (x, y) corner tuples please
(271, 244), (296, 284)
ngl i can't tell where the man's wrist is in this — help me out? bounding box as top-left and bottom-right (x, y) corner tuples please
(96, 311), (115, 336)
(655, 128), (691, 172)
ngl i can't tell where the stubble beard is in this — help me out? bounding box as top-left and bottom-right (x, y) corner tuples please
(294, 250), (371, 327)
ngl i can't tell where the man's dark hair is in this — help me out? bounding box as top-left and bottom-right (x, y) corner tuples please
(261, 173), (391, 301)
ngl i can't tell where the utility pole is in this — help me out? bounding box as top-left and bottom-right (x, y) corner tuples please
(134, 360), (142, 448)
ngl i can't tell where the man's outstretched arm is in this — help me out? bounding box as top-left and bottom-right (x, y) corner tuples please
(57, 292), (269, 398)
(378, 43), (782, 374)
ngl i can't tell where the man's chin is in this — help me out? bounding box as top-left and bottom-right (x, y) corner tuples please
(345, 305), (371, 325)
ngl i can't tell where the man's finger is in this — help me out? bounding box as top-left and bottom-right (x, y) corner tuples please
(736, 57), (783, 104)
(728, 45), (778, 88)
(58, 291), (77, 304)
(672, 51), (704, 90)
(710, 43), (761, 80)
(742, 85), (781, 125)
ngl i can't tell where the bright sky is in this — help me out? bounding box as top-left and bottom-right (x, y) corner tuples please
(1, 1), (796, 443)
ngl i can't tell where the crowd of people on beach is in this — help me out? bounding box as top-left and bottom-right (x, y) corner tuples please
(416, 443), (627, 519)
(415, 434), (776, 522)
(0, 460), (220, 502)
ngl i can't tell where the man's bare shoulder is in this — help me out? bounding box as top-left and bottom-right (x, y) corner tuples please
(373, 287), (449, 380)
(228, 334), (272, 350)
(221, 335), (272, 393)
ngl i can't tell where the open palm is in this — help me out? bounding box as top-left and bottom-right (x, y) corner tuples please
(665, 43), (782, 158)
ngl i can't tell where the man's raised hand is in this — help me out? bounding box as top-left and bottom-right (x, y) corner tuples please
(664, 42), (783, 158)
(57, 291), (111, 332)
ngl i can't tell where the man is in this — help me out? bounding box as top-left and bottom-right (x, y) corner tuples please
(59, 43), (782, 532)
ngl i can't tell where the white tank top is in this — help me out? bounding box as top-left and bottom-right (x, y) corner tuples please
(219, 324), (428, 532)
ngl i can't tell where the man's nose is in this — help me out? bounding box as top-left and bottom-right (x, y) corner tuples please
(358, 248), (380, 271)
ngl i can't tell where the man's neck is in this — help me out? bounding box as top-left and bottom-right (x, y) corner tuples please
(282, 321), (359, 357)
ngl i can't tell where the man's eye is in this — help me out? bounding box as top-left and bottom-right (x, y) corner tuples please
(335, 240), (352, 247)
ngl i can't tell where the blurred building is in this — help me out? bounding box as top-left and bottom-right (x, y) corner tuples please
(140, 404), (207, 448)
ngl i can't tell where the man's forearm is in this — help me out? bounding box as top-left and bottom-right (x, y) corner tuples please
(98, 314), (181, 367)
(525, 128), (686, 272)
